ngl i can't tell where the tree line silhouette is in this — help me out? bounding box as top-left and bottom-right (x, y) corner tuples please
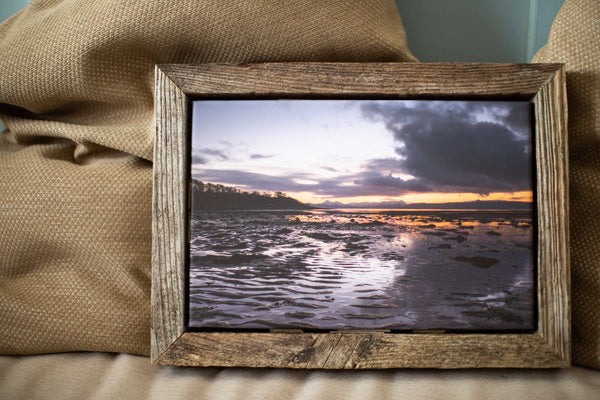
(190, 179), (313, 210)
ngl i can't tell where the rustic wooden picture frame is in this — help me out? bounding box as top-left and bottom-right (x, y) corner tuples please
(152, 62), (569, 368)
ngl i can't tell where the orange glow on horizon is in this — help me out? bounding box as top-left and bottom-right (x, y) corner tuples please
(287, 190), (534, 206)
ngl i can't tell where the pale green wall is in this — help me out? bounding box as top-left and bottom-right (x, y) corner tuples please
(0, 0), (565, 62)
(0, 0), (30, 24)
(533, 0), (566, 58)
(0, 0), (30, 132)
(0, 0), (565, 132)
(395, 0), (564, 62)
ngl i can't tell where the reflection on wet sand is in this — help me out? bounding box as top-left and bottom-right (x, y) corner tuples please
(189, 210), (535, 331)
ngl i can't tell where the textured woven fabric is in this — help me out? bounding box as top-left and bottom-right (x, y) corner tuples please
(2, 354), (600, 400)
(533, 0), (600, 369)
(0, 0), (416, 356)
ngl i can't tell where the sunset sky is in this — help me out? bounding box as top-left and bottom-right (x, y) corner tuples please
(191, 100), (533, 206)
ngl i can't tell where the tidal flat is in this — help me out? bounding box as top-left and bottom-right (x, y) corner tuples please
(189, 209), (535, 331)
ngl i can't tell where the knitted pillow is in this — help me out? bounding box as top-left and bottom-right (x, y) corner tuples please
(533, 0), (600, 369)
(0, 0), (415, 356)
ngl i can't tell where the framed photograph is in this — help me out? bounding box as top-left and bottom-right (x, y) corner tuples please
(152, 63), (569, 368)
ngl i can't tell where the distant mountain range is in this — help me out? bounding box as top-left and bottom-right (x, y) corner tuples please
(310, 199), (533, 210)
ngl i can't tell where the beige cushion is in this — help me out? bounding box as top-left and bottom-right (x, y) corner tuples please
(1, 353), (600, 400)
(0, 0), (415, 356)
(533, 0), (600, 369)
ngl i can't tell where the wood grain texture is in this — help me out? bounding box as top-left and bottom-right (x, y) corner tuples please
(155, 332), (567, 369)
(157, 62), (563, 100)
(534, 67), (570, 364)
(152, 63), (570, 368)
(151, 67), (189, 363)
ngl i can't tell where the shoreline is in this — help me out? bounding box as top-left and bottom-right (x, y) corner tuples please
(189, 209), (535, 331)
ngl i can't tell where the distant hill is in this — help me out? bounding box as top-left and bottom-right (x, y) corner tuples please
(190, 179), (313, 210)
(310, 199), (533, 210)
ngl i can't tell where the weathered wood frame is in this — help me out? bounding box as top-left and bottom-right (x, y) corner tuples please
(152, 63), (569, 368)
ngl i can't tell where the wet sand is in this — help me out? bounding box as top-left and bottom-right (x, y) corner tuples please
(189, 209), (535, 331)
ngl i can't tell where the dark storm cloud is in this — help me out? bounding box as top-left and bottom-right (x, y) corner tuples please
(191, 147), (230, 166)
(199, 147), (229, 161)
(361, 101), (531, 138)
(193, 101), (532, 199)
(193, 168), (429, 199)
(363, 158), (405, 174)
(502, 104), (532, 138)
(351, 171), (431, 194)
(250, 154), (274, 160)
(395, 120), (531, 194)
(191, 154), (208, 164)
(360, 101), (532, 195)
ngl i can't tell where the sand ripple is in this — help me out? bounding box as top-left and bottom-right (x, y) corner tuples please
(189, 210), (535, 331)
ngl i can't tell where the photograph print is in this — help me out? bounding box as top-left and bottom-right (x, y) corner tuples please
(188, 99), (536, 332)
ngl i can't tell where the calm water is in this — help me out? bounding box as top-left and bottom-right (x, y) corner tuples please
(189, 209), (535, 331)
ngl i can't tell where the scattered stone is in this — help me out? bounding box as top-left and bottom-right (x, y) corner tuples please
(444, 235), (467, 243)
(423, 231), (446, 236)
(454, 256), (500, 268)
